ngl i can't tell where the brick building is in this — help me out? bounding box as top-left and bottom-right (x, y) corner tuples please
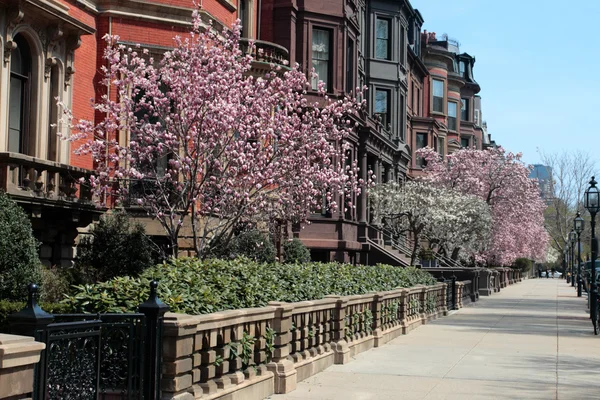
(0, 0), (243, 266)
(0, 0), (498, 267)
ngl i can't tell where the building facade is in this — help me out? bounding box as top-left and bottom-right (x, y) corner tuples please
(0, 0), (247, 266)
(0, 0), (498, 267)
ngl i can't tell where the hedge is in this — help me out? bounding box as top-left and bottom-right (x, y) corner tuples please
(0, 300), (71, 334)
(63, 258), (437, 315)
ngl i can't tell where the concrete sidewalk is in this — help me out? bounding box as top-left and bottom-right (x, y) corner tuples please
(269, 279), (600, 400)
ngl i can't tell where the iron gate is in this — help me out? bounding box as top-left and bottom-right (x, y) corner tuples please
(9, 282), (167, 400)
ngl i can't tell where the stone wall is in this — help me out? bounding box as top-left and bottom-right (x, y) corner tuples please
(161, 283), (450, 400)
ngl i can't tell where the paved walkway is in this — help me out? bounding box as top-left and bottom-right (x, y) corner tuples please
(269, 279), (600, 400)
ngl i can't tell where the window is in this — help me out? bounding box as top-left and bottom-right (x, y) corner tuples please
(448, 101), (457, 131)
(474, 109), (480, 125)
(416, 133), (427, 167)
(437, 137), (445, 157)
(432, 79), (444, 113)
(346, 38), (354, 94)
(461, 98), (469, 121)
(9, 35), (32, 155)
(409, 22), (421, 57)
(312, 28), (331, 91)
(459, 61), (466, 76)
(376, 18), (391, 60)
(461, 137), (470, 148)
(375, 89), (391, 129)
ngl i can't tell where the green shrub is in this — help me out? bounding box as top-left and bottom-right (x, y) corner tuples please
(513, 258), (532, 273)
(283, 239), (311, 263)
(0, 300), (72, 334)
(40, 266), (70, 303)
(63, 258), (437, 314)
(73, 211), (156, 284)
(0, 192), (42, 301)
(209, 230), (276, 263)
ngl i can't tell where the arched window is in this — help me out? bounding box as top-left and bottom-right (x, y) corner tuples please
(8, 34), (32, 155)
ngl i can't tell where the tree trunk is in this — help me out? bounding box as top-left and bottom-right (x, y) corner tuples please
(451, 247), (461, 261)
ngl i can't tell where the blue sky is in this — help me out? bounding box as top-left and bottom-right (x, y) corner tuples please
(412, 0), (600, 166)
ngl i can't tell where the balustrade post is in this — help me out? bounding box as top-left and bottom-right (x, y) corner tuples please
(326, 296), (350, 364)
(372, 294), (384, 347)
(138, 281), (169, 400)
(266, 302), (297, 393)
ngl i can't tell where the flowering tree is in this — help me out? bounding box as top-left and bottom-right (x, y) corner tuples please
(64, 14), (363, 257)
(369, 181), (491, 265)
(417, 146), (549, 266)
(423, 191), (491, 262)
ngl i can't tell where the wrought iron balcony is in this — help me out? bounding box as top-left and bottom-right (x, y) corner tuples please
(0, 152), (94, 206)
(238, 38), (290, 74)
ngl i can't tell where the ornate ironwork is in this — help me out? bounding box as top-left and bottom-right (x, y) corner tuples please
(9, 282), (167, 400)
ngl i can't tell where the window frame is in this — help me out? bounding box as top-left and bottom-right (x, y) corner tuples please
(432, 78), (445, 114)
(416, 132), (428, 167)
(461, 98), (469, 121)
(375, 17), (391, 60)
(374, 88), (391, 130)
(447, 101), (458, 132)
(311, 27), (333, 92)
(346, 37), (355, 94)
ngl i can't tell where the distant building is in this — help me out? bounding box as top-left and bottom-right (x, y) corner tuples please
(530, 165), (553, 203)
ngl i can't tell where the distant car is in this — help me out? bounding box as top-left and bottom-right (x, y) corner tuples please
(542, 271), (562, 278)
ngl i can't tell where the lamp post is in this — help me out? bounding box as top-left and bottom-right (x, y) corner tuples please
(584, 176), (600, 335)
(570, 230), (576, 286)
(563, 247), (568, 281)
(575, 211), (585, 297)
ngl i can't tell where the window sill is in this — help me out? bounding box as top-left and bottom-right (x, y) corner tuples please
(431, 111), (446, 117)
(216, 0), (237, 11)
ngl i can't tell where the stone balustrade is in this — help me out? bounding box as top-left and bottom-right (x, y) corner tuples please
(0, 152), (93, 204)
(161, 283), (449, 400)
(0, 333), (45, 400)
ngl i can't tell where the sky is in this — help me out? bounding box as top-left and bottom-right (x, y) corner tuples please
(412, 0), (600, 167)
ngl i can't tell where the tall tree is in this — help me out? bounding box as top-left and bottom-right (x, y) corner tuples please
(417, 146), (548, 266)
(538, 150), (596, 257)
(63, 15), (364, 257)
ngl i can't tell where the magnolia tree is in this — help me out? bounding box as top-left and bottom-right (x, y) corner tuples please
(63, 14), (364, 257)
(369, 181), (492, 265)
(417, 146), (549, 266)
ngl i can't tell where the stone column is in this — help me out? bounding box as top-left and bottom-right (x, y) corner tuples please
(267, 302), (297, 394)
(358, 148), (368, 224)
(161, 313), (198, 400)
(0, 334), (45, 400)
(326, 296), (350, 364)
(372, 294), (384, 347)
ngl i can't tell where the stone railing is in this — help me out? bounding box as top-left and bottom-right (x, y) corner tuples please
(0, 152), (93, 205)
(238, 39), (290, 75)
(161, 283), (449, 400)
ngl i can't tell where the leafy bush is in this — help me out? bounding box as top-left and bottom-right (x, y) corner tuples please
(0, 192), (42, 301)
(0, 300), (71, 334)
(513, 258), (532, 273)
(208, 230), (276, 263)
(73, 211), (156, 284)
(40, 266), (70, 303)
(283, 238), (311, 263)
(63, 258), (437, 314)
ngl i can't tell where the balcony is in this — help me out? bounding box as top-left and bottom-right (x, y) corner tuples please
(238, 39), (290, 76)
(0, 152), (95, 211)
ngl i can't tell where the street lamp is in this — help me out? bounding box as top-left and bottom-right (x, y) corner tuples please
(584, 176), (600, 334)
(575, 211), (585, 297)
(570, 230), (576, 287)
(563, 247), (568, 281)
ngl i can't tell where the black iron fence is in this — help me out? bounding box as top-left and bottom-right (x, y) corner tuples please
(9, 281), (168, 400)
(437, 274), (457, 311)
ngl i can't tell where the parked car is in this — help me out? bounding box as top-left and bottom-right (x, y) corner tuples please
(581, 261), (600, 293)
(542, 271), (562, 278)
